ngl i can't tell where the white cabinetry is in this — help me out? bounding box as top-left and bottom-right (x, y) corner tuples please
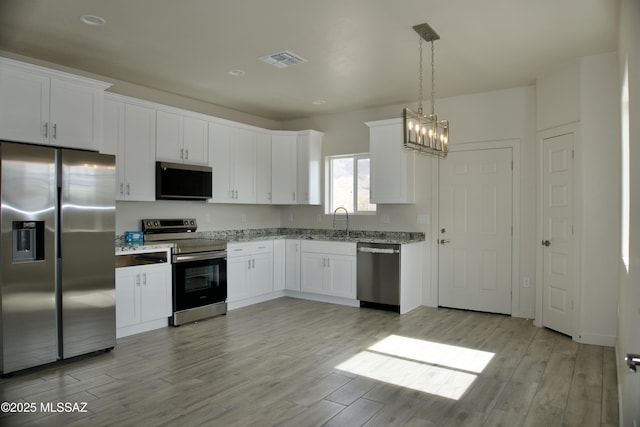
(256, 132), (272, 204)
(227, 241), (274, 303)
(156, 110), (208, 165)
(271, 132), (298, 204)
(273, 239), (285, 291)
(270, 130), (322, 205)
(0, 57), (110, 151)
(209, 123), (257, 203)
(285, 239), (301, 291)
(300, 241), (357, 299)
(296, 130), (323, 205)
(115, 259), (172, 338)
(104, 95), (156, 201)
(366, 118), (415, 204)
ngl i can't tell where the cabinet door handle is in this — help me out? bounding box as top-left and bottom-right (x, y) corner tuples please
(126, 183), (131, 195)
(136, 274), (140, 286)
(119, 183), (124, 195)
(292, 191), (296, 201)
(52, 123), (57, 139)
(252, 258), (255, 269)
(44, 122), (48, 138)
(143, 273), (147, 285)
(185, 149), (189, 159)
(268, 191), (272, 201)
(248, 259), (251, 269)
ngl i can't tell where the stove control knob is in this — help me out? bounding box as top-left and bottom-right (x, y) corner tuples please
(154, 220), (160, 227)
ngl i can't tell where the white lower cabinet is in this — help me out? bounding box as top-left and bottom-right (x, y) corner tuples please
(115, 262), (172, 338)
(227, 241), (274, 303)
(285, 239), (301, 291)
(300, 241), (357, 299)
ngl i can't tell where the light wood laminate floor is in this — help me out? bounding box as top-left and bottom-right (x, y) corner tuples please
(0, 298), (618, 426)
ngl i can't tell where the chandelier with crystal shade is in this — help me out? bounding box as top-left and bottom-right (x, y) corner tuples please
(403, 23), (449, 157)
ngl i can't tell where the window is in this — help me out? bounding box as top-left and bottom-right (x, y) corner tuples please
(326, 154), (376, 214)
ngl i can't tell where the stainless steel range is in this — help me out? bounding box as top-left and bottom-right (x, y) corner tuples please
(142, 218), (227, 326)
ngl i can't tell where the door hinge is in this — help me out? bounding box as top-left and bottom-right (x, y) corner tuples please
(572, 149), (574, 160)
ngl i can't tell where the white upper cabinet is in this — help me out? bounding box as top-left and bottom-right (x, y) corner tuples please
(104, 94), (156, 201)
(296, 130), (323, 205)
(156, 110), (208, 165)
(255, 132), (272, 204)
(366, 118), (415, 204)
(0, 57), (110, 151)
(271, 132), (298, 204)
(208, 122), (257, 203)
(232, 127), (257, 203)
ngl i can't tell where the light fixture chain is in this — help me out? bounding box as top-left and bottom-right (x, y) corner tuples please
(418, 36), (423, 114)
(431, 39), (435, 115)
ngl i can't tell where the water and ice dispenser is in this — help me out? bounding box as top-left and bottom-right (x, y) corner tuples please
(12, 221), (45, 262)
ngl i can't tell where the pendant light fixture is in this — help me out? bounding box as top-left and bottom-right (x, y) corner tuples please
(403, 23), (449, 157)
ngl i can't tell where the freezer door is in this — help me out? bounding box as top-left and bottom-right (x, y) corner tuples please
(0, 142), (57, 373)
(60, 150), (115, 358)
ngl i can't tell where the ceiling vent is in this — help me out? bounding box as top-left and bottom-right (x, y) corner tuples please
(258, 50), (307, 68)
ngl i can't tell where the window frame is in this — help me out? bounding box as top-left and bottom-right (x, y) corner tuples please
(325, 153), (376, 215)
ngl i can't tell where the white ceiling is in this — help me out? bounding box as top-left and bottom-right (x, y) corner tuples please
(0, 0), (620, 121)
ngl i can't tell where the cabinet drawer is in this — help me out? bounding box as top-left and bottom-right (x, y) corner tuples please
(228, 240), (273, 257)
(300, 240), (356, 256)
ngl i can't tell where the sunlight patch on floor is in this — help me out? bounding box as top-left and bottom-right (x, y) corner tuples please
(335, 335), (495, 400)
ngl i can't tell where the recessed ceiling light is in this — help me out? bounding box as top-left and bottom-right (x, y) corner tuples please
(312, 100), (326, 105)
(228, 69), (246, 76)
(80, 14), (106, 26)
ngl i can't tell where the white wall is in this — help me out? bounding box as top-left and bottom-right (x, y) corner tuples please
(616, 0), (640, 424)
(535, 52), (620, 346)
(579, 53), (620, 345)
(282, 86), (537, 317)
(536, 59), (581, 131)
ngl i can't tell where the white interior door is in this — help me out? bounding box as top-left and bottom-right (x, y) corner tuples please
(541, 133), (574, 336)
(438, 148), (513, 314)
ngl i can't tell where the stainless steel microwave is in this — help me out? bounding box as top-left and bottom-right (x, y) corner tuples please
(156, 162), (212, 201)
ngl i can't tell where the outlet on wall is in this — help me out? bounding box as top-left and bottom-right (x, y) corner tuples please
(241, 213), (247, 223)
(381, 213), (391, 224)
(316, 213), (322, 223)
(288, 213), (294, 222)
(523, 276), (531, 288)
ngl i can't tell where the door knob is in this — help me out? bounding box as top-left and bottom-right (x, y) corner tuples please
(625, 354), (640, 372)
(439, 239), (451, 245)
(542, 240), (551, 247)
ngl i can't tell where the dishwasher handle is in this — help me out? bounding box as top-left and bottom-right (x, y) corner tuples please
(358, 246), (400, 254)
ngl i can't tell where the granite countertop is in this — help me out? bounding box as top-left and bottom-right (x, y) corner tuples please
(116, 227), (425, 253)
(115, 241), (174, 254)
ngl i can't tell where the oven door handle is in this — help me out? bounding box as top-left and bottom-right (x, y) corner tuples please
(173, 252), (227, 263)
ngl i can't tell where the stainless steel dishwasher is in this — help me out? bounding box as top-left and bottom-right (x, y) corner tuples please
(357, 242), (401, 313)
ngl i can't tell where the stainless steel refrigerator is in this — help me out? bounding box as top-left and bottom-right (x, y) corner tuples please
(0, 141), (115, 374)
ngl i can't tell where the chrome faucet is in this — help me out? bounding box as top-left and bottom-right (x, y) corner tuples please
(332, 207), (350, 238)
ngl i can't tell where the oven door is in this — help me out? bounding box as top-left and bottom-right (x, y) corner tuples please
(173, 252), (227, 312)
